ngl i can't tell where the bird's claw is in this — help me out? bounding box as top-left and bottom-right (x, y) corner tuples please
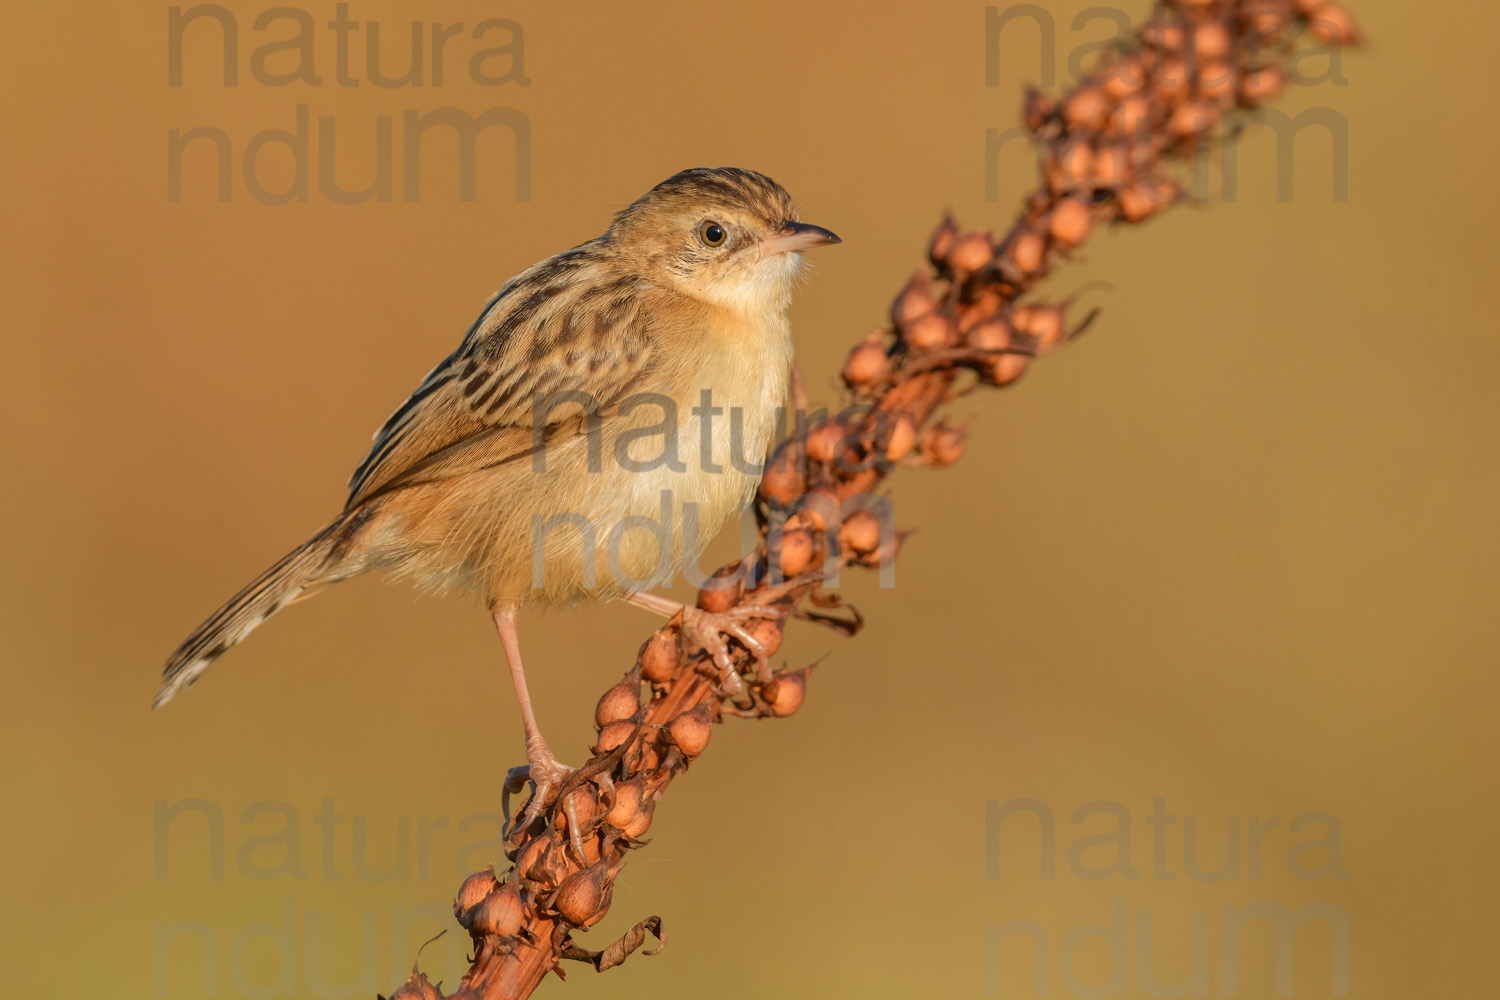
(678, 604), (778, 688)
(504, 737), (576, 844)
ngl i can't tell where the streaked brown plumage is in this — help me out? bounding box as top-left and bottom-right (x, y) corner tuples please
(157, 167), (840, 816)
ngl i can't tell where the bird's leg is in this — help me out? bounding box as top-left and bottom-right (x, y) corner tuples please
(492, 607), (575, 838)
(626, 592), (779, 687)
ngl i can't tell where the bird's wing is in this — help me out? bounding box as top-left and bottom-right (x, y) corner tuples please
(345, 244), (658, 509)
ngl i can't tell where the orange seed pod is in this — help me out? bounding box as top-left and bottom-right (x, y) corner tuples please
(760, 671), (807, 717)
(777, 527), (816, 578)
(885, 414), (918, 462)
(639, 630), (678, 684)
(840, 509), (883, 557)
(1063, 86), (1111, 130)
(1008, 229), (1046, 274)
(928, 215), (959, 268)
(594, 679), (638, 729)
(891, 269), (936, 327)
(904, 311), (954, 352)
(947, 232), (995, 274)
(1049, 196), (1092, 248)
(757, 444), (803, 505)
(842, 333), (891, 387)
(667, 703), (714, 758)
(922, 425), (967, 467)
(454, 866), (499, 925)
(471, 883), (526, 938)
(594, 719), (636, 755)
(805, 422), (847, 464)
(554, 864), (608, 927)
(696, 562), (743, 614)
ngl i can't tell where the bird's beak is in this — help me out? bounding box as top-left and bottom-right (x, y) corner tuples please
(763, 221), (843, 255)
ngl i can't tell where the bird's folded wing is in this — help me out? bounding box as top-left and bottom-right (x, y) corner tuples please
(345, 251), (657, 509)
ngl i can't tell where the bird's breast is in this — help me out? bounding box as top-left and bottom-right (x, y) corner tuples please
(396, 306), (795, 607)
(619, 307), (793, 518)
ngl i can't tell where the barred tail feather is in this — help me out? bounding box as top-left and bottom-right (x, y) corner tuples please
(154, 525), (340, 708)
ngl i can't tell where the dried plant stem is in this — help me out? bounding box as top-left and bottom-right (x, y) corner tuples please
(382, 3), (1359, 997)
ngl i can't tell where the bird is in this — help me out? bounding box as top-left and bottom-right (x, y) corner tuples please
(156, 166), (841, 817)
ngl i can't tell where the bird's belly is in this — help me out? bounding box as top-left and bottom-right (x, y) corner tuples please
(393, 359), (788, 609)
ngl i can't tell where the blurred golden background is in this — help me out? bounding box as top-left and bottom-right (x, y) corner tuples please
(2, 1), (1496, 996)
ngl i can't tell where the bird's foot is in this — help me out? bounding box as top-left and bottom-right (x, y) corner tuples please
(678, 603), (779, 690)
(503, 736), (576, 842)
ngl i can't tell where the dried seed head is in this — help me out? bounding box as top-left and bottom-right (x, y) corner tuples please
(1155, 56), (1190, 101)
(776, 527), (817, 578)
(840, 509), (884, 557)
(594, 679), (639, 729)
(928, 215), (959, 268)
(1195, 61), (1235, 101)
(842, 333), (891, 388)
(885, 414), (918, 463)
(957, 288), (1005, 334)
(760, 671), (807, 717)
(1092, 142), (1131, 189)
(1245, 2), (1290, 39)
(797, 485), (841, 534)
(666, 703), (714, 758)
(623, 793), (657, 840)
(1238, 64), (1284, 105)
(984, 351), (1029, 386)
(970, 316), (1027, 385)
(639, 630), (678, 684)
(696, 562), (743, 614)
(861, 529), (906, 569)
(1169, 99), (1216, 137)
(967, 316), (1012, 353)
(515, 831), (559, 886)
(1193, 19), (1231, 60)
(554, 863), (609, 927)
(1119, 183), (1164, 221)
(1128, 138), (1157, 173)
(1063, 86), (1111, 130)
(1147, 174), (1183, 210)
(1022, 87), (1055, 131)
(594, 719), (636, 755)
(904, 311), (954, 352)
(1115, 183), (1161, 223)
(1008, 229), (1047, 275)
(471, 883), (526, 939)
(947, 232), (995, 275)
(1015, 303), (1066, 351)
(1049, 196), (1092, 248)
(1101, 52), (1143, 100)
(805, 422), (847, 464)
(454, 866), (499, 926)
(605, 777), (645, 829)
(1307, 3), (1357, 44)
(747, 616), (784, 658)
(389, 971), (442, 1000)
(1055, 138), (1096, 189)
(757, 443), (804, 505)
(1110, 94), (1153, 138)
(922, 425), (968, 468)
(891, 269), (936, 327)
(1142, 18), (1185, 51)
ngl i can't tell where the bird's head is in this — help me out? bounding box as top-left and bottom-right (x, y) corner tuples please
(607, 167), (841, 312)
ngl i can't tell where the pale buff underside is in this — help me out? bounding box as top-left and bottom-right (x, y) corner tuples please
(345, 309), (793, 609)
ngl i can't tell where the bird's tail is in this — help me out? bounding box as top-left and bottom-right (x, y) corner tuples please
(155, 523), (343, 708)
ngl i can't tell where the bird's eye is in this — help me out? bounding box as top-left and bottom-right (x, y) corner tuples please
(699, 221), (728, 247)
